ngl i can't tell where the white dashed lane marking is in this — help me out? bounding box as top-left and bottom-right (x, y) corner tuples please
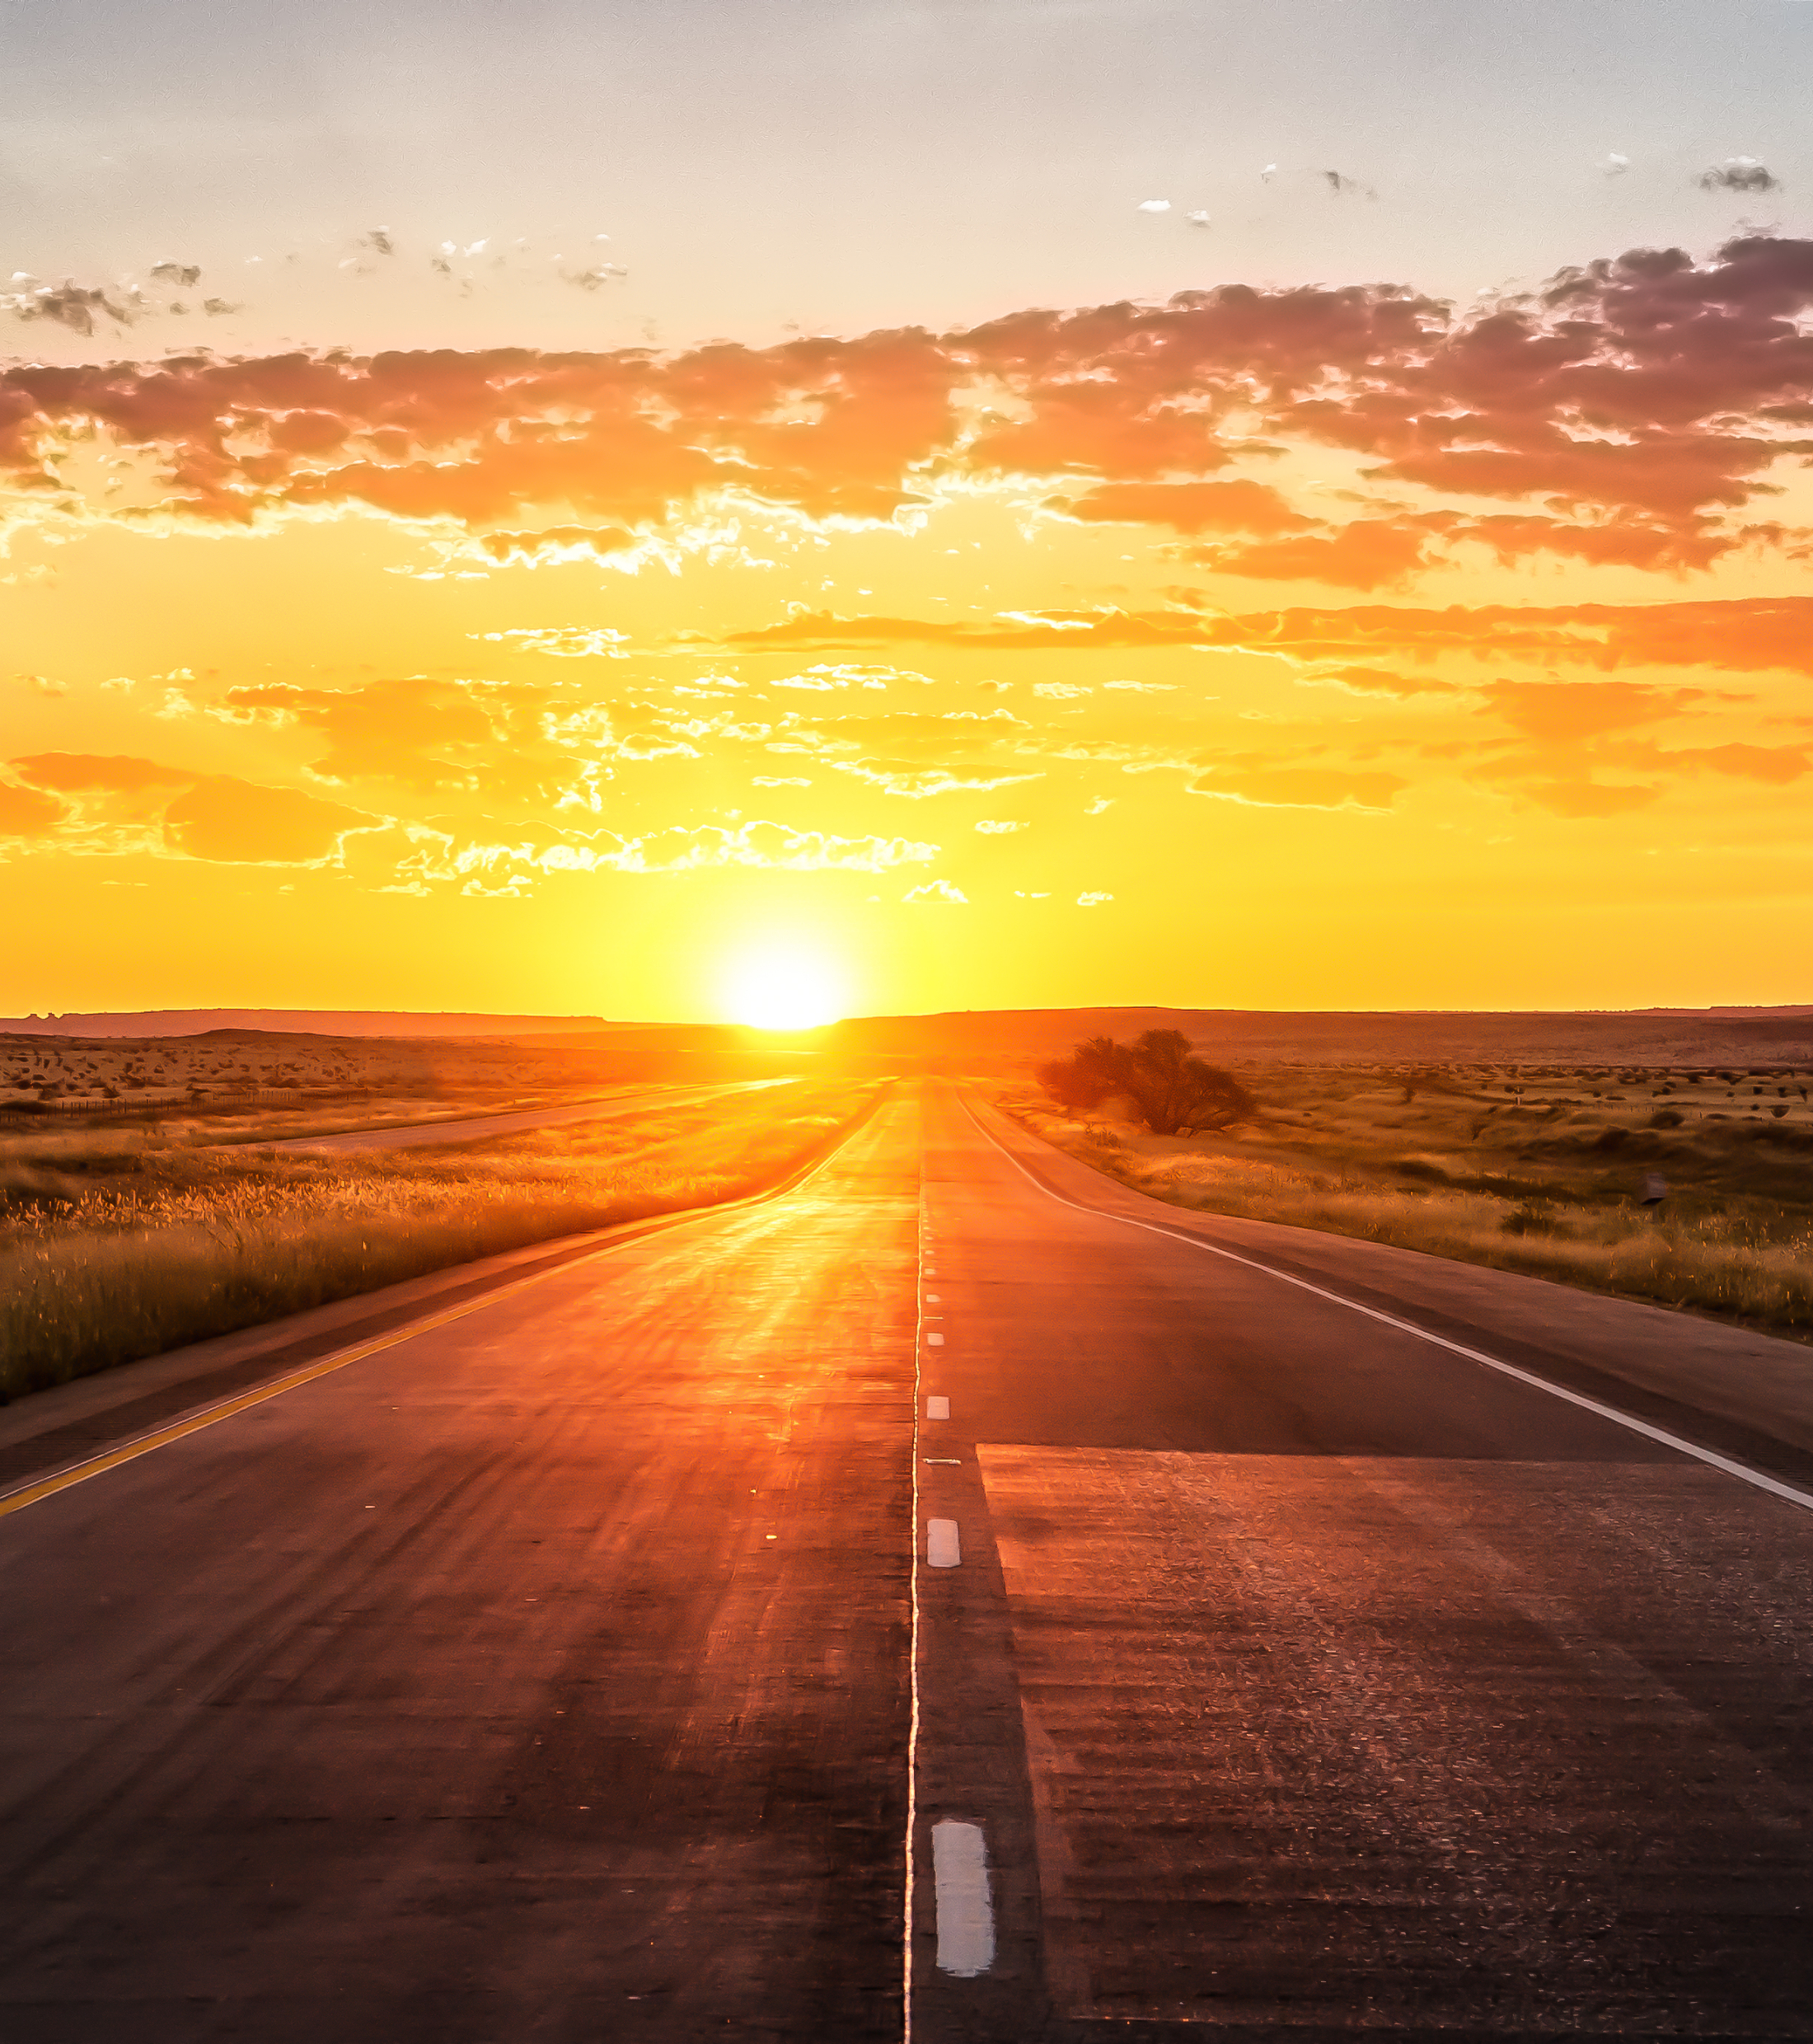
(927, 1519), (961, 1568)
(932, 1820), (996, 1977)
(927, 1332), (944, 1347)
(926, 1396), (950, 1419)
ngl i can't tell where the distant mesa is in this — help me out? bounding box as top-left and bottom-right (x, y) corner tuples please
(2, 1003), (1810, 1067)
(0, 1009), (611, 1040)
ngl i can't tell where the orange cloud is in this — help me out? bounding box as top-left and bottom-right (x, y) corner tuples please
(720, 595), (1813, 677)
(222, 678), (504, 789)
(1306, 666), (1455, 698)
(1188, 761), (1408, 811)
(0, 778), (67, 840)
(1194, 516), (1450, 591)
(7, 752), (378, 865)
(162, 778), (377, 864)
(12, 752), (194, 793)
(10, 235), (1813, 584)
(1475, 679), (1712, 744)
(1053, 479), (1309, 536)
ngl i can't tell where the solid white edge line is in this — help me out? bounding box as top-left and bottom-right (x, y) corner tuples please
(958, 1094), (1813, 1517)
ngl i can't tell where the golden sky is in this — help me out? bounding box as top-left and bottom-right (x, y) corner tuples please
(4, 5), (1812, 1020)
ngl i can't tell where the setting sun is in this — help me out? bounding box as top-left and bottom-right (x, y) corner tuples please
(721, 946), (847, 1032)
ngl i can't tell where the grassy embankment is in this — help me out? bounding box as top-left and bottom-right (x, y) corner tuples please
(2, 1078), (883, 1403)
(991, 1061), (1813, 1338)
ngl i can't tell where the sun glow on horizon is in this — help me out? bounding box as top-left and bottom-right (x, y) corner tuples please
(721, 945), (847, 1033)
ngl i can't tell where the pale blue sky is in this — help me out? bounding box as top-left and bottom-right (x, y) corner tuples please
(2, 0), (1808, 351)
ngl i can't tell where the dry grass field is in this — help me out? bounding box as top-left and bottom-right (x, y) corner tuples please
(992, 1058), (1813, 1339)
(0, 1029), (651, 1133)
(1, 1077), (883, 1404)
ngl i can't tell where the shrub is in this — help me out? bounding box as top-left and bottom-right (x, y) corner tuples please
(1036, 1029), (1255, 1136)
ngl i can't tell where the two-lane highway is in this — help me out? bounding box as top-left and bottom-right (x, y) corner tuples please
(3, 1083), (1812, 2040)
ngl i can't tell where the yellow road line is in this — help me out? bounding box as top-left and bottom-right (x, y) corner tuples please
(0, 1258), (592, 1521)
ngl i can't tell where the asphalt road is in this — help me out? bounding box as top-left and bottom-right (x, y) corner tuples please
(2, 1082), (1811, 2042)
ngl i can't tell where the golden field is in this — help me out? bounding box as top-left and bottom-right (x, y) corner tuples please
(992, 1059), (1813, 1338)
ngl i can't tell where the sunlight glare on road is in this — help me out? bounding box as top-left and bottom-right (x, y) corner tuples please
(722, 944), (846, 1032)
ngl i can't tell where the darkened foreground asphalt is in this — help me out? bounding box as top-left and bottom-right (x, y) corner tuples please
(3, 1083), (1811, 2041)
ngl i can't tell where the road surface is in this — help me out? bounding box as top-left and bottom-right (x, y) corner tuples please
(2, 1083), (1811, 2041)
(265, 1077), (784, 1155)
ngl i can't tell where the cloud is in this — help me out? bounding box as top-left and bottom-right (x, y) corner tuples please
(786, 708), (1028, 764)
(220, 677), (509, 789)
(10, 232), (1813, 590)
(658, 823), (938, 873)
(473, 525), (642, 566)
(1202, 516), (1446, 591)
(904, 878), (967, 902)
(975, 818), (1028, 832)
(12, 752), (194, 793)
(1475, 678), (1707, 744)
(1511, 778), (1658, 818)
(1599, 153), (1631, 179)
(1698, 158), (1780, 195)
(1056, 479), (1309, 537)
(162, 778), (377, 864)
(1188, 762), (1407, 811)
(500, 820), (941, 878)
(1302, 665), (1454, 699)
(1076, 890), (1114, 905)
(1322, 171), (1374, 197)
(832, 761), (1043, 799)
(8, 751), (378, 864)
(772, 663), (902, 692)
(723, 594), (1813, 679)
(1136, 199), (1172, 213)
(1446, 677), (1796, 816)
(0, 778), (68, 841)
(5, 281), (134, 337)
(476, 627), (631, 658)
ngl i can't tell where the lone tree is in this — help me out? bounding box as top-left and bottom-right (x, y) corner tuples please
(1035, 1028), (1254, 1136)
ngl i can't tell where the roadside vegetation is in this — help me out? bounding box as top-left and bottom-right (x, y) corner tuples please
(999, 1054), (1813, 1338)
(1035, 1029), (1254, 1134)
(1, 1079), (883, 1404)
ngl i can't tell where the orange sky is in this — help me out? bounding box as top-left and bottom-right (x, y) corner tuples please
(6, 216), (1813, 1017)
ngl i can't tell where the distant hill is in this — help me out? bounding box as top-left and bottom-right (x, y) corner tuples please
(3, 1003), (1809, 1066)
(0, 1009), (611, 1039)
(809, 1006), (1813, 1067)
(544, 1004), (1813, 1070)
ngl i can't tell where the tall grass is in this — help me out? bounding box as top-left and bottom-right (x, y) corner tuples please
(999, 1095), (1813, 1337)
(1, 1081), (881, 1404)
